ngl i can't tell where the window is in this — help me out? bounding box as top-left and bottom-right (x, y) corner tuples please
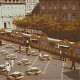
(75, 47), (80, 54)
(32, 39), (38, 43)
(63, 4), (67, 10)
(49, 42), (55, 48)
(72, 14), (76, 22)
(42, 4), (45, 10)
(63, 14), (67, 21)
(68, 13), (71, 21)
(54, 16), (57, 20)
(72, 4), (76, 10)
(49, 4), (51, 10)
(41, 41), (47, 46)
(54, 5), (57, 10)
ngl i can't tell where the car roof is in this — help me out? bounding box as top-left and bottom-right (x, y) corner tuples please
(13, 71), (20, 74)
(43, 54), (49, 56)
(31, 67), (38, 69)
(10, 54), (15, 56)
(22, 59), (28, 61)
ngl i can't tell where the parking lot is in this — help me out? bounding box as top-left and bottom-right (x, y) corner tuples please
(0, 40), (80, 80)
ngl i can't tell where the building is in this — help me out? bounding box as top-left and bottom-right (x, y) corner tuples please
(39, 0), (80, 22)
(0, 0), (25, 29)
(25, 0), (39, 15)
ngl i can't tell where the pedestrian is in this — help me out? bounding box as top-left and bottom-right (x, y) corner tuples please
(26, 47), (28, 55)
(6, 63), (11, 77)
(60, 50), (62, 60)
(71, 58), (76, 70)
(11, 59), (14, 69)
(39, 49), (42, 58)
(19, 45), (21, 53)
(26, 40), (29, 47)
(64, 52), (67, 61)
(24, 40), (26, 46)
(28, 45), (31, 55)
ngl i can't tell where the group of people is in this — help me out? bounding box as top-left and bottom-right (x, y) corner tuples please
(60, 50), (76, 70)
(60, 50), (67, 61)
(5, 59), (14, 77)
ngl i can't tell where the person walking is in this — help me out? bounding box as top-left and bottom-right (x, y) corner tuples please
(60, 50), (62, 60)
(28, 45), (31, 55)
(71, 58), (76, 70)
(26, 47), (28, 55)
(11, 59), (14, 69)
(19, 45), (21, 53)
(6, 63), (11, 77)
(24, 40), (26, 46)
(39, 49), (42, 58)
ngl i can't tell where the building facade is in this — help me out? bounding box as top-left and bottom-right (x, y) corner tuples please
(25, 0), (39, 15)
(39, 0), (80, 22)
(0, 0), (25, 29)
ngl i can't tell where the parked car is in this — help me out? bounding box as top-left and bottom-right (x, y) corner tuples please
(5, 54), (17, 60)
(7, 71), (24, 80)
(17, 59), (31, 66)
(25, 67), (42, 75)
(0, 64), (7, 72)
(0, 50), (8, 55)
(39, 54), (52, 61)
(31, 51), (38, 56)
(6, 44), (14, 48)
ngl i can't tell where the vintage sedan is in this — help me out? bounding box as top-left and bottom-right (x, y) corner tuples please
(6, 44), (14, 48)
(25, 67), (42, 75)
(31, 51), (38, 56)
(17, 59), (31, 66)
(39, 54), (52, 61)
(6, 54), (17, 60)
(0, 50), (8, 55)
(7, 71), (24, 80)
(0, 64), (7, 72)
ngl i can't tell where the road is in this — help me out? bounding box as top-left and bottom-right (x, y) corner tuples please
(0, 39), (80, 80)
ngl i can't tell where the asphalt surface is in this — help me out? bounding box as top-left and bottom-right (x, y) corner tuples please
(0, 39), (80, 80)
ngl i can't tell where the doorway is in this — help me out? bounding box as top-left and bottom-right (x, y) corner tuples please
(4, 23), (6, 28)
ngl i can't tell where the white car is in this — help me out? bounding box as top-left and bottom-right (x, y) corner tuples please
(31, 51), (38, 56)
(25, 67), (42, 75)
(6, 54), (17, 60)
(39, 54), (52, 61)
(0, 50), (8, 55)
(7, 71), (24, 80)
(0, 64), (7, 72)
(17, 59), (31, 66)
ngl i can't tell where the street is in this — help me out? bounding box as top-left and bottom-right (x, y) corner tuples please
(0, 39), (80, 80)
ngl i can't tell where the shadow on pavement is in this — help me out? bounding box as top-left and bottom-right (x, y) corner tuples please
(63, 69), (80, 80)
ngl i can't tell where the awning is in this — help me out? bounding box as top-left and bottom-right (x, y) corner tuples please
(17, 35), (22, 37)
(60, 45), (69, 48)
(31, 39), (37, 41)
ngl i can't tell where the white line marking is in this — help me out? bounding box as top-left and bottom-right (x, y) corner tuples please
(43, 61), (50, 74)
(61, 63), (65, 80)
(30, 56), (39, 68)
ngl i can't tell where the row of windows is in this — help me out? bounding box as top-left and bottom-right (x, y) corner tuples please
(42, 4), (76, 10)
(26, 5), (36, 9)
(26, 0), (39, 3)
(2, 6), (24, 10)
(42, 13), (76, 22)
(0, 15), (25, 18)
(5, 0), (20, 3)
